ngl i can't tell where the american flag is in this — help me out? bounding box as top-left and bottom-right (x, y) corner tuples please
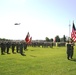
(71, 22), (76, 42)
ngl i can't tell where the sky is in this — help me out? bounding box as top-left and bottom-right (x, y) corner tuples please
(0, 0), (76, 40)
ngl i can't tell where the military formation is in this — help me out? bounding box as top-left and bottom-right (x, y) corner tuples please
(28, 42), (54, 48)
(0, 40), (75, 60)
(0, 41), (27, 56)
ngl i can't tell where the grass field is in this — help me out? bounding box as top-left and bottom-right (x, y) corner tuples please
(0, 46), (76, 75)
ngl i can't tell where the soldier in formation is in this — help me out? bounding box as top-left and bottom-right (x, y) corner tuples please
(0, 41), (27, 56)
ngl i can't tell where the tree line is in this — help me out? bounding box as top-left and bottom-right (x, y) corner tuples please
(45, 35), (70, 42)
(0, 34), (70, 42)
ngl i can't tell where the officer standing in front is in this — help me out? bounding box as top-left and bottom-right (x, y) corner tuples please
(66, 41), (72, 60)
(70, 41), (74, 59)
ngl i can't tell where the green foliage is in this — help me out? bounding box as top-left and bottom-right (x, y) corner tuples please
(50, 38), (53, 42)
(63, 35), (66, 42)
(55, 35), (60, 42)
(45, 37), (53, 42)
(45, 37), (50, 42)
(61, 35), (66, 42)
(0, 47), (76, 75)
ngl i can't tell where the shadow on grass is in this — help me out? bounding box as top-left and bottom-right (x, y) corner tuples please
(30, 55), (37, 57)
(70, 58), (76, 62)
(24, 49), (28, 51)
(21, 54), (26, 56)
(31, 50), (35, 51)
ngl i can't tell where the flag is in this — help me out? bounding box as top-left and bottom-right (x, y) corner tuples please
(53, 37), (56, 42)
(71, 22), (76, 42)
(25, 32), (30, 43)
(29, 37), (32, 44)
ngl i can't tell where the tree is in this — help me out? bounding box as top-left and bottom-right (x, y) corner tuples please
(50, 38), (53, 42)
(55, 35), (60, 42)
(45, 37), (50, 42)
(63, 35), (66, 42)
(60, 35), (66, 42)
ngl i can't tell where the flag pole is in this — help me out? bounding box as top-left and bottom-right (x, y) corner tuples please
(69, 21), (71, 41)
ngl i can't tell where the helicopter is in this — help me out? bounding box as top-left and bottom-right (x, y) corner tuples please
(14, 23), (21, 25)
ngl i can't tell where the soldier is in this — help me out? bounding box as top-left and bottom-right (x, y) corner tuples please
(66, 41), (72, 60)
(23, 42), (27, 50)
(6, 42), (10, 54)
(16, 42), (20, 53)
(11, 42), (15, 54)
(0, 42), (5, 55)
(20, 42), (26, 56)
(70, 41), (74, 59)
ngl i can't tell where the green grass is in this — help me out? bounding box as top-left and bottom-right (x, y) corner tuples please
(0, 46), (76, 75)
